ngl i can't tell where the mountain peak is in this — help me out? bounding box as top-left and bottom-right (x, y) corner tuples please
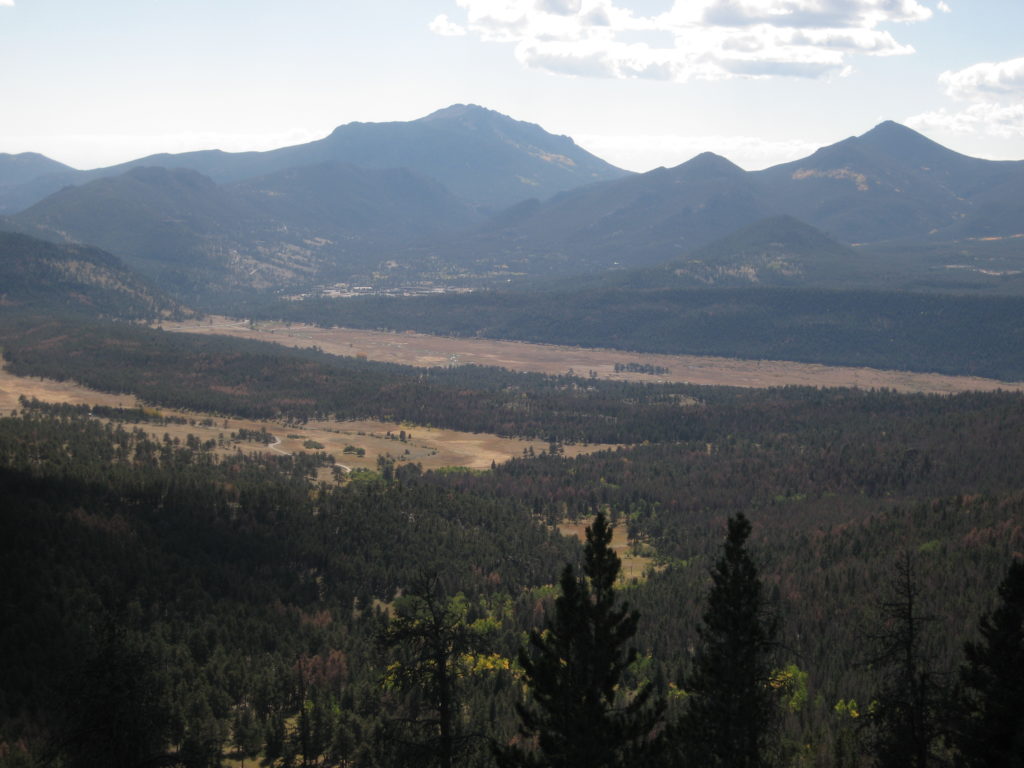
(859, 120), (927, 144)
(0, 152), (77, 192)
(420, 103), (501, 122)
(315, 104), (625, 209)
(1, 151), (53, 161)
(855, 119), (960, 160)
(863, 119), (912, 135)
(672, 151), (744, 178)
(417, 104), (555, 138)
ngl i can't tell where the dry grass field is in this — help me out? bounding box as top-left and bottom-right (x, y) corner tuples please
(160, 317), (1024, 395)
(0, 364), (611, 474)
(557, 518), (657, 583)
(0, 366), (141, 413)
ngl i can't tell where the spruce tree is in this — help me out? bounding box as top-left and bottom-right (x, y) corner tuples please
(867, 552), (944, 768)
(675, 513), (777, 768)
(496, 512), (664, 768)
(952, 559), (1024, 767)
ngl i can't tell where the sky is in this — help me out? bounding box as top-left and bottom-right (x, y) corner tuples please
(1, 0), (1022, 173)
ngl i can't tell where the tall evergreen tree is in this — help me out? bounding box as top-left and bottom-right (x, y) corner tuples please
(496, 512), (664, 768)
(675, 513), (777, 768)
(867, 552), (945, 768)
(380, 575), (491, 768)
(952, 559), (1024, 767)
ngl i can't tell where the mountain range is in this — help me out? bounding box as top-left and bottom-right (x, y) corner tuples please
(0, 104), (625, 215)
(447, 121), (1024, 279)
(2, 105), (1023, 305)
(7, 162), (478, 296)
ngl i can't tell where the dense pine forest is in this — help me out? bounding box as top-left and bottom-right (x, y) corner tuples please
(1, 310), (1022, 767)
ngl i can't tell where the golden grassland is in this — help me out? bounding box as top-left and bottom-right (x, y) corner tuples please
(0, 364), (612, 474)
(160, 317), (1024, 395)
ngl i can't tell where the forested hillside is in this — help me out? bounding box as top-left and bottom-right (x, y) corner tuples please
(2, 317), (1022, 766)
(0, 231), (185, 320)
(0, 410), (575, 767)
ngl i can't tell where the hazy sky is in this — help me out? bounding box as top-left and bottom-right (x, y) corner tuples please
(2, 0), (1022, 172)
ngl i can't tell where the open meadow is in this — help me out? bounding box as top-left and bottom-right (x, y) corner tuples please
(160, 317), (1024, 395)
(0, 364), (611, 474)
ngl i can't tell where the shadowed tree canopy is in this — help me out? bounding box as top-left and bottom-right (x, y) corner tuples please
(953, 558), (1024, 767)
(866, 552), (945, 768)
(675, 513), (777, 768)
(496, 512), (664, 768)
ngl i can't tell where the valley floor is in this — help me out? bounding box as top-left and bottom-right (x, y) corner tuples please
(162, 317), (1024, 395)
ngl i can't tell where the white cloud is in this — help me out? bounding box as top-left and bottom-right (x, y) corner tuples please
(536, 0), (584, 16)
(908, 102), (1024, 139)
(906, 57), (1024, 143)
(0, 1), (15, 7)
(518, 42), (620, 78)
(936, 2), (951, 12)
(429, 13), (468, 36)
(939, 57), (1024, 100)
(788, 28), (914, 56)
(438, 0), (933, 82)
(697, 0), (931, 30)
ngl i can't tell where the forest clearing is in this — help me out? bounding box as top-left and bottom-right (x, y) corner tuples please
(558, 518), (657, 583)
(0, 363), (611, 473)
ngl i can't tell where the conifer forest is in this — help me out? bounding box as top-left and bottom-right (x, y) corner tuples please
(1, 309), (1022, 768)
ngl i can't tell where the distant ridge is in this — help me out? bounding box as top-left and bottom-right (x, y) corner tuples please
(0, 104), (628, 213)
(446, 120), (1024, 277)
(0, 153), (78, 213)
(9, 161), (480, 300)
(0, 153), (75, 187)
